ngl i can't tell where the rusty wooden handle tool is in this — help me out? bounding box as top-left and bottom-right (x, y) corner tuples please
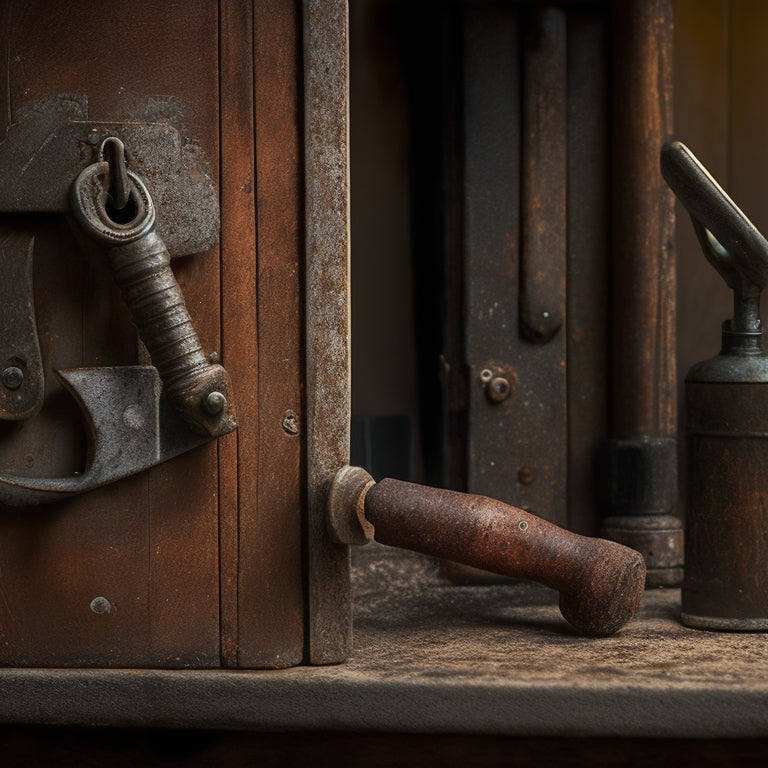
(328, 467), (646, 636)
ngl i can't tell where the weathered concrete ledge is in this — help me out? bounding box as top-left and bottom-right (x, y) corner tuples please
(1, 546), (767, 737)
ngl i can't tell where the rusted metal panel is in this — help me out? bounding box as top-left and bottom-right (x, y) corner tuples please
(304, 0), (352, 664)
(239, 0), (305, 668)
(461, 5), (567, 525)
(566, 11), (609, 535)
(218, 0), (256, 668)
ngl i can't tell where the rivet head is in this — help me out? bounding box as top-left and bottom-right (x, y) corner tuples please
(519, 520), (529, 532)
(203, 391), (227, 415)
(2, 366), (23, 391)
(90, 596), (112, 615)
(518, 466), (534, 485)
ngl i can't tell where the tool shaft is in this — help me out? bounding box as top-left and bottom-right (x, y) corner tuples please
(364, 478), (646, 635)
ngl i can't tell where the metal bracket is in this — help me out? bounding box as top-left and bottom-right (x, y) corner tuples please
(0, 94), (219, 258)
(0, 101), (232, 504)
(0, 230), (44, 421)
(0, 366), (208, 505)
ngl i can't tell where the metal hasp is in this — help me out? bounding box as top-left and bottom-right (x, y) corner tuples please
(0, 139), (235, 505)
(0, 94), (219, 258)
(662, 140), (768, 630)
(601, 0), (682, 587)
(328, 466), (646, 636)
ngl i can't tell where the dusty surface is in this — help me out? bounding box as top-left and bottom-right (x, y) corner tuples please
(350, 543), (768, 688)
(0, 543), (767, 736)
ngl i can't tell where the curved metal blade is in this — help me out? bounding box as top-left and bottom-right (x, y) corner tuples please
(0, 366), (210, 506)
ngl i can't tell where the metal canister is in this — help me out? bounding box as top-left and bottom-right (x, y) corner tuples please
(662, 140), (768, 629)
(684, 326), (768, 628)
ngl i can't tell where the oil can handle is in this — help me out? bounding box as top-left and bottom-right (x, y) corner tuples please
(661, 140), (768, 293)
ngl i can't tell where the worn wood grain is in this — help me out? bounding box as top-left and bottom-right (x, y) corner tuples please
(0, 0), (221, 666)
(239, 0), (305, 668)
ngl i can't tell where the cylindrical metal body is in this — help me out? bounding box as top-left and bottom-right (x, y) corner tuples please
(683, 326), (768, 629)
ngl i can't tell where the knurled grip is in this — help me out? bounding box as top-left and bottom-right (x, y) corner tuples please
(70, 150), (235, 437)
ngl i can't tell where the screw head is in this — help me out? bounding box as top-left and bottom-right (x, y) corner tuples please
(487, 376), (511, 403)
(90, 596), (112, 615)
(203, 391), (227, 415)
(2, 366), (23, 391)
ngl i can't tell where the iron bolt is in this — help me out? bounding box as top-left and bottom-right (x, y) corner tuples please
(2, 366), (23, 391)
(487, 376), (511, 403)
(203, 391), (227, 415)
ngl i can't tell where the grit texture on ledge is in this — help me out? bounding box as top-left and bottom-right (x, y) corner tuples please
(0, 543), (767, 737)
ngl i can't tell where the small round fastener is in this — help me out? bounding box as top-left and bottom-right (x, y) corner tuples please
(203, 391), (228, 415)
(487, 376), (511, 403)
(282, 410), (300, 435)
(518, 466), (534, 485)
(2, 366), (23, 391)
(90, 596), (112, 615)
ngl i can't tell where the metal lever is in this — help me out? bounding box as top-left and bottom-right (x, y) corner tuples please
(70, 138), (236, 437)
(328, 466), (646, 636)
(0, 140), (236, 506)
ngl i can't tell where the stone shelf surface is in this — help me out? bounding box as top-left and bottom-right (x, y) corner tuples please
(1, 544), (767, 737)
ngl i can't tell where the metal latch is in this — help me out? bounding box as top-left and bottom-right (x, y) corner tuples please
(0, 116), (235, 505)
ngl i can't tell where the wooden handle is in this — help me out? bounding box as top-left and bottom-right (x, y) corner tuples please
(364, 478), (646, 636)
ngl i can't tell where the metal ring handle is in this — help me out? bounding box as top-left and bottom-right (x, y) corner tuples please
(70, 162), (155, 245)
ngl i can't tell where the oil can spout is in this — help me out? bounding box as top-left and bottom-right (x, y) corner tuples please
(661, 140), (768, 337)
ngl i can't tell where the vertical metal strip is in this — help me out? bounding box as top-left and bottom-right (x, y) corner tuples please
(304, 0), (352, 664)
(520, 7), (567, 345)
(461, 6), (567, 529)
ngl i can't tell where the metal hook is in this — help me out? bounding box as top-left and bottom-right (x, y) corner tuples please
(99, 136), (132, 212)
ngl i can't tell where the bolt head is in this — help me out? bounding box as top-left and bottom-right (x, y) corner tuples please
(2, 366), (23, 391)
(203, 391), (227, 415)
(487, 376), (511, 403)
